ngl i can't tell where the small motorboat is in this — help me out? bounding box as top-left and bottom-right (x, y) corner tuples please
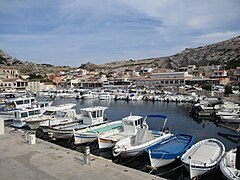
(145, 133), (194, 168)
(112, 114), (173, 158)
(181, 138), (225, 179)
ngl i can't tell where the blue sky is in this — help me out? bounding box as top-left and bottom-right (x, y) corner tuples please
(0, 0), (240, 67)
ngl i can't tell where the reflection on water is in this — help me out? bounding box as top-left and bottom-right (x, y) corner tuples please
(48, 98), (239, 179)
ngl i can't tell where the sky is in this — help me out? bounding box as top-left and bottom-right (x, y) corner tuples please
(0, 0), (240, 67)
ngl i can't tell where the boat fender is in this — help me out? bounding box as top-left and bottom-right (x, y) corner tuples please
(142, 123), (148, 129)
(163, 127), (169, 134)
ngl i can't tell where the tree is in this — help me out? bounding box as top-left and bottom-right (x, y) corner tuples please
(225, 84), (233, 95)
(201, 84), (212, 91)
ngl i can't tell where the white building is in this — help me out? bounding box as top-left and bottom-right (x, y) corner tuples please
(0, 78), (28, 91)
(0, 68), (20, 79)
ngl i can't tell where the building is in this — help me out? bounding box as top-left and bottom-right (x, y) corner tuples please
(0, 68), (20, 79)
(210, 70), (230, 85)
(0, 78), (28, 91)
(47, 74), (62, 85)
(27, 81), (41, 91)
(133, 72), (192, 89)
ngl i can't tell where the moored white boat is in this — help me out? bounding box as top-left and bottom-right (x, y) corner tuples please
(220, 115), (240, 123)
(73, 120), (123, 145)
(12, 107), (44, 128)
(48, 106), (108, 139)
(0, 96), (36, 121)
(112, 114), (173, 158)
(99, 92), (112, 100)
(98, 115), (143, 150)
(82, 91), (99, 99)
(24, 103), (77, 130)
(181, 138), (225, 179)
(220, 147), (240, 180)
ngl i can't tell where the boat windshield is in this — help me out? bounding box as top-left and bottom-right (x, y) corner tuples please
(57, 111), (67, 118)
(43, 110), (56, 116)
(91, 110), (103, 118)
(82, 111), (90, 118)
(124, 121), (134, 126)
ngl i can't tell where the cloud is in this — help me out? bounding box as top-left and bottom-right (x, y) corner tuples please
(193, 31), (240, 45)
(0, 0), (239, 66)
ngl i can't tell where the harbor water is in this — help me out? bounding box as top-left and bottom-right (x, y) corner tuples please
(46, 98), (239, 179)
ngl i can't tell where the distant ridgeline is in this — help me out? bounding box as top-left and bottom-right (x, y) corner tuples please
(0, 36), (240, 74)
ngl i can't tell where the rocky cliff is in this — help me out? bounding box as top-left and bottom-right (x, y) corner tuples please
(0, 50), (71, 74)
(98, 36), (240, 72)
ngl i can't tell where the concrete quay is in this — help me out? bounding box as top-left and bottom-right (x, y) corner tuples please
(0, 127), (164, 180)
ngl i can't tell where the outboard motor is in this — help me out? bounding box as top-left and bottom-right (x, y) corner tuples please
(236, 139), (240, 170)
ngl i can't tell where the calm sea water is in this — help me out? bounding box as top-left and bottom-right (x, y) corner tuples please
(50, 98), (239, 180)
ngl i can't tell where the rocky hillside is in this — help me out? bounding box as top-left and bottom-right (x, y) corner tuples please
(0, 50), (71, 74)
(1, 36), (240, 74)
(98, 36), (240, 72)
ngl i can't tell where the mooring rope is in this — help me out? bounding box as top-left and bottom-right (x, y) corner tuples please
(118, 150), (144, 165)
(151, 164), (184, 176)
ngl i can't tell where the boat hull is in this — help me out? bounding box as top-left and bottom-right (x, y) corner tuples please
(182, 163), (216, 178)
(149, 158), (175, 168)
(98, 138), (115, 149)
(74, 133), (97, 145)
(146, 133), (194, 168)
(114, 133), (174, 158)
(12, 120), (27, 128)
(220, 148), (240, 180)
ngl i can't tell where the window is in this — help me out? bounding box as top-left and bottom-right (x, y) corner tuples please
(98, 110), (103, 117)
(92, 111), (97, 118)
(16, 100), (24, 105)
(29, 110), (35, 116)
(82, 111), (89, 117)
(124, 121), (134, 126)
(35, 110), (41, 115)
(24, 100), (30, 104)
(20, 112), (28, 118)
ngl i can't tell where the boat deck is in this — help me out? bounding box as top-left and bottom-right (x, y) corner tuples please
(152, 136), (189, 153)
(87, 123), (122, 134)
(189, 141), (222, 164)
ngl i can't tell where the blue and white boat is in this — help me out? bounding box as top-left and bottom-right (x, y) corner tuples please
(145, 133), (194, 168)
